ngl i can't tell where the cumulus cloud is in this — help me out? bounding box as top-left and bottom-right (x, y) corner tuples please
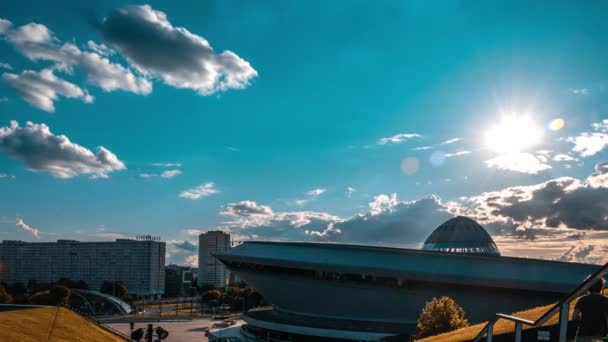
(166, 239), (199, 265)
(16, 218), (40, 238)
(553, 153), (578, 162)
(567, 120), (608, 157)
(305, 188), (326, 196)
(463, 165), (608, 231)
(377, 133), (421, 145)
(0, 62), (12, 70)
(221, 200), (274, 217)
(99, 5), (257, 95)
(216, 195), (455, 246)
(0, 121), (125, 178)
(313, 195), (454, 245)
(0, 18), (152, 102)
(179, 182), (218, 199)
(485, 152), (551, 174)
(160, 169), (182, 178)
(3, 69), (93, 112)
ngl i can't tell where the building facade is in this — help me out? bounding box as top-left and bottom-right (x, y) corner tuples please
(0, 238), (165, 296)
(164, 264), (194, 297)
(215, 217), (601, 340)
(198, 231), (231, 288)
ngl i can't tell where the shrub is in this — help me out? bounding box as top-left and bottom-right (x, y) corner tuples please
(416, 296), (469, 339)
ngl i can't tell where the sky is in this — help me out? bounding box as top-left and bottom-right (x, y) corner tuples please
(1, 1), (608, 266)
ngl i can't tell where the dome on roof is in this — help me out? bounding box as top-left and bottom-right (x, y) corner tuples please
(422, 216), (500, 256)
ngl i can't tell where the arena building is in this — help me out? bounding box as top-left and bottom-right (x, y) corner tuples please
(214, 216), (600, 341)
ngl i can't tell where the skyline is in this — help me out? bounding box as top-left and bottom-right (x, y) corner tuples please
(1, 1), (608, 266)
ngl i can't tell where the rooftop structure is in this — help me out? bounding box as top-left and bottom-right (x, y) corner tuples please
(0, 239), (165, 296)
(422, 216), (500, 256)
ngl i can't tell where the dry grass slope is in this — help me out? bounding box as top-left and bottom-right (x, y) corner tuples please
(420, 289), (608, 342)
(0, 307), (127, 342)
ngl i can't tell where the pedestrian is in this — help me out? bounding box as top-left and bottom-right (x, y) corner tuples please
(573, 277), (608, 342)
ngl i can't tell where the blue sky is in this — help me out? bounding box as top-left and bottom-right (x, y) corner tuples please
(1, 1), (608, 265)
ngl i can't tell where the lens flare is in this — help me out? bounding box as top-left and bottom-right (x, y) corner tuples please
(400, 157), (419, 175)
(548, 118), (565, 131)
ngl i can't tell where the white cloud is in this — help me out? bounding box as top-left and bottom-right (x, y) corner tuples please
(440, 137), (460, 145)
(0, 62), (11, 70)
(445, 150), (472, 158)
(221, 200), (274, 217)
(152, 162), (182, 167)
(16, 218), (40, 238)
(413, 146), (432, 151)
(569, 88), (589, 95)
(161, 169), (182, 178)
(305, 188), (326, 196)
(377, 133), (421, 145)
(179, 182), (218, 199)
(94, 232), (129, 240)
(567, 120), (608, 157)
(3, 69), (93, 112)
(553, 153), (578, 162)
(345, 186), (356, 198)
(139, 173), (156, 178)
(0, 18), (152, 101)
(99, 5), (257, 95)
(0, 173), (15, 179)
(0, 121), (125, 178)
(485, 152), (551, 174)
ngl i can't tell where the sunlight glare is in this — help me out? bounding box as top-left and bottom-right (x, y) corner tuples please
(484, 115), (544, 153)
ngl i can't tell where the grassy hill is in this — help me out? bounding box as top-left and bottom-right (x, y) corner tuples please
(0, 307), (127, 342)
(419, 289), (608, 342)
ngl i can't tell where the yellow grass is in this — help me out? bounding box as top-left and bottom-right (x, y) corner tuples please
(420, 289), (608, 342)
(0, 307), (127, 342)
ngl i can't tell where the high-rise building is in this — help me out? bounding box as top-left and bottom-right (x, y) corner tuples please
(164, 264), (194, 297)
(198, 231), (230, 288)
(0, 238), (165, 297)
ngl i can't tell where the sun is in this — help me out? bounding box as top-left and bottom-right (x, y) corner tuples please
(484, 115), (544, 153)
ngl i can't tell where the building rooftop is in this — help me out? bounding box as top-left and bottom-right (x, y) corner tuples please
(422, 216), (501, 256)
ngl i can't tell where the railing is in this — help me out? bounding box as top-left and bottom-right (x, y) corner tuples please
(472, 260), (608, 342)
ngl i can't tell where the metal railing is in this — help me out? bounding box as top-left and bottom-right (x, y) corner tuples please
(472, 260), (608, 342)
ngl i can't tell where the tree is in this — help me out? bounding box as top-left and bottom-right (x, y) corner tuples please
(0, 285), (13, 304)
(100, 281), (128, 299)
(49, 285), (70, 306)
(56, 278), (89, 290)
(415, 296), (469, 339)
(202, 289), (223, 307)
(29, 285), (70, 306)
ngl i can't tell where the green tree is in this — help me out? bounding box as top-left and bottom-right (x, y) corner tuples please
(29, 285), (70, 306)
(415, 296), (469, 339)
(49, 285), (70, 306)
(202, 289), (223, 307)
(0, 284), (13, 304)
(100, 281), (128, 299)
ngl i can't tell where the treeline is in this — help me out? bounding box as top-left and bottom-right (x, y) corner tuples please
(0, 278), (129, 306)
(201, 281), (263, 312)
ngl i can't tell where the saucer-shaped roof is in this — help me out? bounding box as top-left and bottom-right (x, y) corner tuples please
(422, 216), (500, 256)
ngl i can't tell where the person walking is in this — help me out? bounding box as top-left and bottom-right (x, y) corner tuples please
(573, 277), (608, 342)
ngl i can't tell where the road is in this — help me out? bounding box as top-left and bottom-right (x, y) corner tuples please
(108, 317), (214, 341)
